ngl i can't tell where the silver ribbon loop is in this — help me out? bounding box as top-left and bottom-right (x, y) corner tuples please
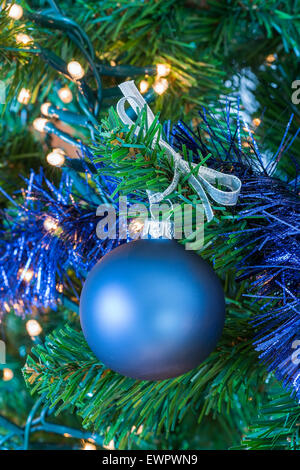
(117, 80), (241, 222)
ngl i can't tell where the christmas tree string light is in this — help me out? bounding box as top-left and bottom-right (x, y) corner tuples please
(33, 117), (83, 148)
(46, 148), (66, 167)
(58, 86), (73, 103)
(139, 80), (149, 93)
(20, 0), (165, 121)
(0, 395), (106, 449)
(17, 88), (31, 105)
(43, 217), (59, 233)
(4, 0), (171, 163)
(67, 60), (85, 80)
(16, 33), (33, 45)
(153, 77), (169, 95)
(26, 319), (42, 337)
(156, 63), (171, 77)
(40, 102), (94, 128)
(2, 368), (14, 382)
(7, 3), (23, 20)
(5, 0), (172, 142)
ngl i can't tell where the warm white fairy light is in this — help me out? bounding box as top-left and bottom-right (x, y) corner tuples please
(26, 319), (42, 337)
(16, 33), (33, 45)
(131, 424), (143, 435)
(252, 117), (261, 127)
(139, 80), (149, 94)
(3, 368), (14, 382)
(129, 218), (144, 235)
(7, 3), (23, 20)
(56, 283), (64, 293)
(33, 117), (49, 132)
(156, 63), (171, 77)
(58, 86), (73, 103)
(19, 268), (34, 283)
(153, 77), (169, 95)
(102, 439), (115, 450)
(46, 148), (66, 167)
(266, 54), (276, 64)
(67, 60), (85, 80)
(17, 88), (31, 105)
(43, 216), (58, 232)
(83, 442), (97, 450)
(40, 102), (51, 116)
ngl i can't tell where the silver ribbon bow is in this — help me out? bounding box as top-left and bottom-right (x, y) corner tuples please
(116, 81), (241, 222)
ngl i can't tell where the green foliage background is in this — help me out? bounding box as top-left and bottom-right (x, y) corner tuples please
(0, 0), (299, 450)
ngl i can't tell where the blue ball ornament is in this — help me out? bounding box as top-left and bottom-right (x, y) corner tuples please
(80, 239), (225, 380)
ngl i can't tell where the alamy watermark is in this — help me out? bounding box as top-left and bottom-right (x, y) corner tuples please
(291, 80), (300, 105)
(96, 196), (204, 250)
(0, 340), (6, 364)
(0, 80), (6, 104)
(291, 339), (300, 365)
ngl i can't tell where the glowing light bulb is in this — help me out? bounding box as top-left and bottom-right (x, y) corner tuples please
(58, 86), (73, 103)
(103, 439), (115, 450)
(16, 33), (33, 45)
(40, 102), (51, 116)
(266, 54), (276, 64)
(252, 118), (261, 127)
(3, 368), (14, 382)
(33, 118), (49, 132)
(46, 148), (65, 167)
(153, 78), (169, 95)
(156, 63), (171, 77)
(43, 217), (58, 232)
(56, 283), (64, 293)
(83, 442), (97, 451)
(26, 319), (42, 337)
(67, 60), (85, 80)
(136, 425), (143, 435)
(17, 88), (31, 105)
(139, 80), (149, 94)
(129, 218), (144, 235)
(7, 3), (23, 20)
(19, 268), (34, 283)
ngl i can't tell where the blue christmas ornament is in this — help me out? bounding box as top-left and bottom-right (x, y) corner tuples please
(80, 239), (225, 380)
